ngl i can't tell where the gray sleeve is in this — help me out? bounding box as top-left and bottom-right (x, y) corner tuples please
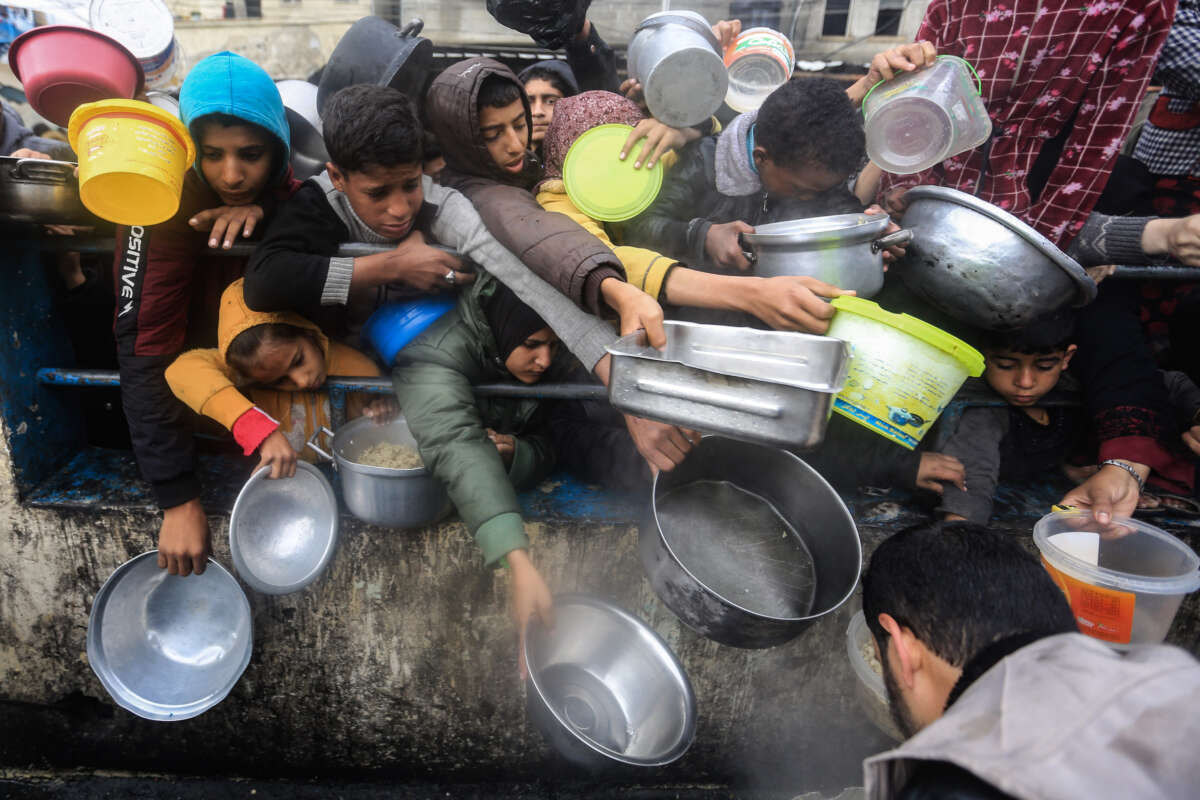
(1067, 212), (1159, 266)
(428, 182), (617, 370)
(936, 407), (1009, 524)
(321, 256), (354, 306)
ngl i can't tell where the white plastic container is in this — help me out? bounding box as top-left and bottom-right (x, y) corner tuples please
(1034, 510), (1200, 647)
(846, 611), (902, 741)
(862, 55), (991, 175)
(89, 0), (178, 89)
(723, 27), (794, 113)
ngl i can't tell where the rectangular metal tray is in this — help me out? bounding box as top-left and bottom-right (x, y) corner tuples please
(605, 322), (850, 450)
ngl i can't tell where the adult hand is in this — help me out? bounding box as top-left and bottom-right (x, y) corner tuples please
(508, 549), (554, 680)
(620, 118), (696, 169)
(157, 498), (211, 576)
(600, 278), (667, 349)
(10, 147), (50, 160)
(705, 220), (755, 271)
(363, 396), (399, 423)
(387, 231), (475, 291)
(619, 78), (647, 111)
(742, 276), (853, 333)
(916, 452), (966, 494)
(1058, 459), (1148, 524)
(710, 19), (742, 49)
(623, 414), (699, 473)
(487, 428), (516, 468)
(1163, 214), (1200, 266)
(256, 429), (298, 479)
(191, 204), (264, 249)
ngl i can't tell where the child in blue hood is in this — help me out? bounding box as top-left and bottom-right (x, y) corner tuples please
(113, 51), (301, 579)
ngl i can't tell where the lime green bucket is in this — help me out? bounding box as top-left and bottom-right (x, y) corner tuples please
(827, 296), (983, 449)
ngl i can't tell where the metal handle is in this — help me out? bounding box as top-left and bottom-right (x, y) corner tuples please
(738, 233), (758, 265)
(12, 158), (76, 184)
(870, 229), (913, 253)
(304, 426), (336, 466)
(634, 377), (783, 418)
(399, 17), (424, 36)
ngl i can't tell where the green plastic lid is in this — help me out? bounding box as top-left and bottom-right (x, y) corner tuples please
(563, 124), (664, 223)
(831, 296), (984, 376)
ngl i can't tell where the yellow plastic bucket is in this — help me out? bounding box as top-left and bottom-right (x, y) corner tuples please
(826, 296), (983, 449)
(68, 99), (195, 226)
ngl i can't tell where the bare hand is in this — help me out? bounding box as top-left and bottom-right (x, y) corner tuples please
(157, 498), (211, 577)
(601, 278), (667, 349)
(363, 396), (399, 423)
(917, 452), (966, 494)
(1086, 264), (1117, 285)
(508, 549), (554, 680)
(705, 220), (755, 271)
(620, 118), (695, 169)
(865, 40), (938, 84)
(10, 147), (50, 160)
(619, 78), (647, 111)
(710, 19), (742, 49)
(1164, 214), (1200, 266)
(1059, 460), (1148, 524)
(865, 203), (908, 263)
(623, 414), (699, 473)
(744, 276), (853, 333)
(256, 429), (298, 479)
(881, 187), (912, 219)
(387, 230), (475, 291)
(487, 428), (516, 467)
(191, 204), (265, 249)
(44, 224), (91, 236)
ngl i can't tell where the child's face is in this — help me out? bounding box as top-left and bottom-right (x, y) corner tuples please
(478, 98), (529, 175)
(328, 161), (424, 240)
(198, 122), (273, 206)
(983, 346), (1077, 407)
(753, 148), (847, 201)
(504, 327), (559, 384)
(247, 334), (327, 392)
(524, 78), (563, 144)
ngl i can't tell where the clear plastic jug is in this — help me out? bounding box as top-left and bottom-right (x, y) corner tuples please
(862, 55), (992, 175)
(723, 27), (795, 113)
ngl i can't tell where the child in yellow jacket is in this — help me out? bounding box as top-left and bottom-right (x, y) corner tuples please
(166, 279), (391, 478)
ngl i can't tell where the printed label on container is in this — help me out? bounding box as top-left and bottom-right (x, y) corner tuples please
(726, 32), (793, 70)
(1041, 557), (1136, 644)
(833, 398), (919, 449)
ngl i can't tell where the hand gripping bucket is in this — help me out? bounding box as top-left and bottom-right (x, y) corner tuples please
(68, 99), (195, 226)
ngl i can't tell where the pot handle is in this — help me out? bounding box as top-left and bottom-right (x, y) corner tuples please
(738, 233), (758, 266)
(12, 158), (77, 184)
(635, 377), (783, 418)
(870, 229), (913, 253)
(304, 426), (337, 466)
(399, 17), (424, 36)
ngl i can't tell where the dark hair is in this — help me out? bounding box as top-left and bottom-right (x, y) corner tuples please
(422, 130), (442, 162)
(193, 112), (286, 177)
(755, 78), (865, 177)
(521, 66), (574, 98)
(323, 85), (423, 173)
(478, 75), (524, 111)
(226, 323), (320, 375)
(978, 309), (1076, 355)
(32, 122), (50, 136)
(862, 521), (1075, 669)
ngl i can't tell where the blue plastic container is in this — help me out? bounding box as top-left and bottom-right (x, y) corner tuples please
(362, 295), (456, 364)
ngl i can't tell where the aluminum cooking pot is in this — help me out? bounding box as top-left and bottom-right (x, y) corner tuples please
(306, 415), (450, 528)
(740, 212), (912, 298)
(317, 16), (432, 117)
(0, 156), (97, 225)
(641, 435), (861, 649)
(898, 186), (1097, 330)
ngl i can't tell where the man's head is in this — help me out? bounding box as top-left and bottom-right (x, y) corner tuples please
(194, 114), (276, 206)
(520, 62), (579, 144)
(477, 74), (531, 176)
(862, 522), (1075, 737)
(323, 85), (424, 240)
(979, 312), (1076, 408)
(754, 78), (865, 200)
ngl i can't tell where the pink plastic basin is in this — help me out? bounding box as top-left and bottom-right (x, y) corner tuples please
(8, 25), (145, 127)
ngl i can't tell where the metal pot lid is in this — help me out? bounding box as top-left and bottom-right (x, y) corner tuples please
(903, 185), (1097, 306)
(634, 10), (721, 51)
(743, 211), (891, 245)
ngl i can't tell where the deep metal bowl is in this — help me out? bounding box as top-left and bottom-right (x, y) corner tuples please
(87, 552), (252, 721)
(525, 594), (697, 769)
(229, 463), (339, 595)
(898, 186), (1097, 330)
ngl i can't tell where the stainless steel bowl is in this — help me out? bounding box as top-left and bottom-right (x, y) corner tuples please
(87, 552), (252, 721)
(898, 186), (1097, 330)
(525, 594), (697, 769)
(229, 463), (339, 595)
(0, 156), (95, 225)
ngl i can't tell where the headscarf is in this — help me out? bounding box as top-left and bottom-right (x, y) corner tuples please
(540, 90), (644, 185)
(487, 281), (550, 362)
(518, 59), (581, 97)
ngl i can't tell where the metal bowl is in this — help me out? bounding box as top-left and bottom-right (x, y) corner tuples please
(87, 552), (252, 721)
(525, 594), (697, 769)
(229, 462), (339, 595)
(275, 79), (329, 181)
(898, 186), (1097, 330)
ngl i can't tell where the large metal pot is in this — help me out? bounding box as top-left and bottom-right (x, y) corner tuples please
(306, 415), (450, 528)
(641, 436), (861, 649)
(898, 186), (1097, 330)
(627, 11), (728, 128)
(317, 16), (432, 116)
(0, 156), (96, 225)
(740, 212), (912, 298)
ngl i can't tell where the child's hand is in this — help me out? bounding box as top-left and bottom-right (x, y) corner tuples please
(622, 413), (699, 474)
(744, 276), (854, 334)
(385, 230), (476, 291)
(864, 204), (909, 263)
(9, 147), (50, 160)
(486, 428), (516, 467)
(508, 549), (554, 680)
(157, 498), (211, 577)
(190, 204), (264, 249)
(363, 396), (399, 424)
(619, 118), (696, 169)
(705, 220), (756, 271)
(710, 19), (742, 49)
(600, 278), (667, 349)
(619, 78), (648, 111)
(257, 429), (298, 479)
(916, 452), (966, 494)
(865, 41), (938, 84)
